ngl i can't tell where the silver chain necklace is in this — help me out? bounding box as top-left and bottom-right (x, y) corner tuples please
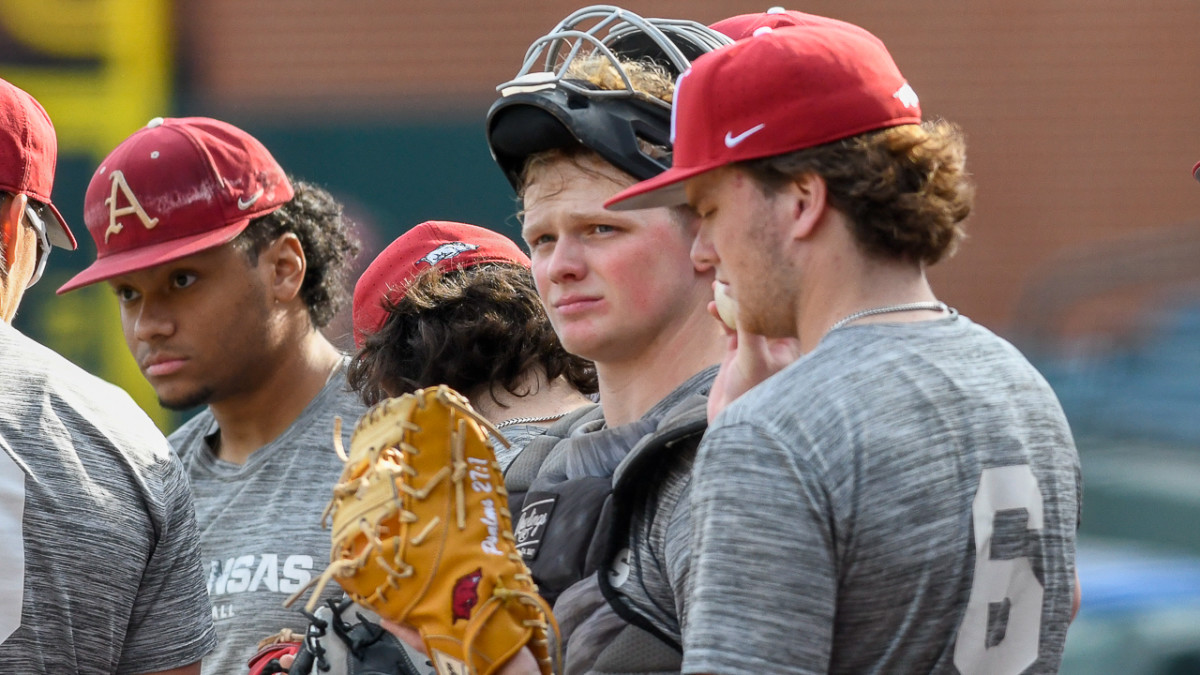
(494, 413), (567, 430)
(828, 301), (952, 333)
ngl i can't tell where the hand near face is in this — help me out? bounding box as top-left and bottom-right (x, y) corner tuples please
(706, 285), (803, 422)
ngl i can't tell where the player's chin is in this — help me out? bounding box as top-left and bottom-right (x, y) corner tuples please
(562, 333), (637, 366)
(549, 319), (595, 351)
(554, 326), (614, 362)
(156, 385), (215, 412)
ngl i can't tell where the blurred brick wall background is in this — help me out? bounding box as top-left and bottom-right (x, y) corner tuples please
(181, 0), (1200, 335)
(8, 0), (1200, 429)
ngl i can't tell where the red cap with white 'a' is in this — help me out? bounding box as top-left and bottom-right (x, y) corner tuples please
(606, 22), (922, 211)
(58, 117), (293, 293)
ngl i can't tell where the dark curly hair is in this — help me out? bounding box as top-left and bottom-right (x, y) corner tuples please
(231, 179), (360, 327)
(741, 120), (973, 266)
(347, 262), (597, 407)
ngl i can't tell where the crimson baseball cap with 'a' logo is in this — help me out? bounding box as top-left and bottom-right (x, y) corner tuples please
(351, 221), (530, 347)
(605, 21), (922, 211)
(0, 78), (76, 250)
(57, 116), (294, 294)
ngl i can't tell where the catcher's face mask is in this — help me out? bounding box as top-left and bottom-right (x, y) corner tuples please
(485, 5), (731, 192)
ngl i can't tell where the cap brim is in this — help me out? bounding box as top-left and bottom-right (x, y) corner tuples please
(56, 218), (250, 294)
(604, 163), (716, 211)
(1193, 160), (1200, 183)
(44, 202), (77, 250)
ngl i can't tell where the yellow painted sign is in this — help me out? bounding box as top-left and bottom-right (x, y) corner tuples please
(1, 0), (175, 429)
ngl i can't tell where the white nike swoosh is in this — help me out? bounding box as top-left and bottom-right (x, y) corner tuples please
(237, 188), (264, 210)
(724, 123), (766, 148)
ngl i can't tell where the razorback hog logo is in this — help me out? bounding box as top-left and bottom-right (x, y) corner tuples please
(451, 567), (483, 621)
(420, 242), (478, 267)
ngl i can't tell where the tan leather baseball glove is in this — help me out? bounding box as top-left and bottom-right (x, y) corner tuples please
(290, 385), (558, 675)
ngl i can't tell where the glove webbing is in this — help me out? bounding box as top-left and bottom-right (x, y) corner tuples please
(293, 448), (433, 610)
(284, 415), (427, 612)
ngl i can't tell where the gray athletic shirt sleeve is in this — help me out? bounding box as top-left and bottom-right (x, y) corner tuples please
(682, 316), (1081, 675)
(0, 322), (215, 674)
(170, 363), (366, 675)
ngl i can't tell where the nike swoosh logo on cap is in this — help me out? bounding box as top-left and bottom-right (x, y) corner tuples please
(237, 188), (264, 210)
(724, 123), (766, 148)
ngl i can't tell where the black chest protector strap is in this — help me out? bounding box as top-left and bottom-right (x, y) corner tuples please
(596, 407), (708, 653)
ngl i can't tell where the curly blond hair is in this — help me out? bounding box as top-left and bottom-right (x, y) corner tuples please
(563, 53), (675, 104)
(742, 120), (974, 266)
(517, 54), (677, 198)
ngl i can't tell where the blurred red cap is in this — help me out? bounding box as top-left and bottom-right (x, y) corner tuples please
(352, 221), (530, 347)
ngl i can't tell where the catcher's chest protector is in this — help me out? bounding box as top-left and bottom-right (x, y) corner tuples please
(511, 410), (653, 605)
(554, 395), (708, 674)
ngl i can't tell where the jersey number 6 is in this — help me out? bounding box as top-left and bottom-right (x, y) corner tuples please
(953, 464), (1045, 675)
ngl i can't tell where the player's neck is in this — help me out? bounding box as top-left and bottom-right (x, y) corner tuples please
(467, 371), (593, 428)
(798, 244), (937, 353)
(207, 329), (344, 465)
(595, 306), (725, 427)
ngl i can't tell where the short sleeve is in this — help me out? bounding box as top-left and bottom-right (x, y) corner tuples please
(118, 453), (216, 673)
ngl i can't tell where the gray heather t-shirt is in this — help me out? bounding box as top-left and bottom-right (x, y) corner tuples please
(683, 316), (1081, 675)
(0, 322), (216, 673)
(170, 364), (365, 675)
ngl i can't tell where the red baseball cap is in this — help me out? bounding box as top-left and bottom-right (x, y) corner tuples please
(606, 22), (922, 211)
(711, 6), (880, 43)
(1192, 160), (1200, 183)
(57, 117), (294, 294)
(0, 78), (76, 250)
(352, 221), (530, 347)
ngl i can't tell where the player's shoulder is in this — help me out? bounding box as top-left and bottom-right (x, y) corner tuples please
(325, 377), (370, 419)
(710, 317), (991, 438)
(1, 323), (99, 390)
(293, 374), (368, 449)
(2, 325), (163, 435)
(301, 361), (369, 424)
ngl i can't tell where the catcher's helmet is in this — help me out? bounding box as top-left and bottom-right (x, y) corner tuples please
(486, 5), (731, 192)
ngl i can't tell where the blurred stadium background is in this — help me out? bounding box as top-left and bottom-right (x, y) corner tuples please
(4, 1), (1200, 671)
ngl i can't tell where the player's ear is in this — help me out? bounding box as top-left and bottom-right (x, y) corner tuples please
(781, 172), (827, 242)
(263, 232), (306, 303)
(1, 193), (29, 267)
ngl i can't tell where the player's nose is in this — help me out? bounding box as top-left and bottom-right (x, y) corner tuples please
(544, 236), (586, 283)
(131, 298), (176, 342)
(691, 223), (719, 270)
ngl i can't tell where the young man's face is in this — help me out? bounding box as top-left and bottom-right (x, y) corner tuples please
(521, 154), (714, 365)
(688, 166), (799, 338)
(107, 242), (279, 410)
